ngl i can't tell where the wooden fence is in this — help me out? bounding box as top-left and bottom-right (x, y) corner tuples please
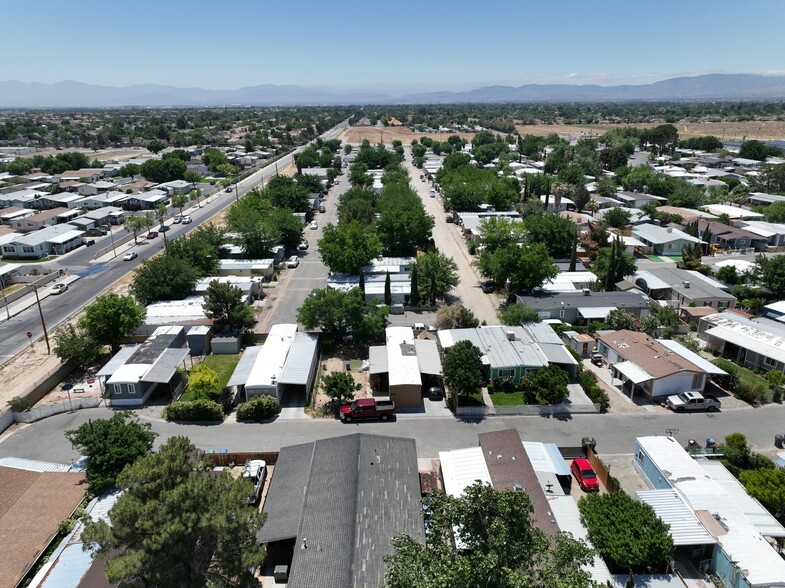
(200, 451), (280, 467)
(586, 447), (621, 494)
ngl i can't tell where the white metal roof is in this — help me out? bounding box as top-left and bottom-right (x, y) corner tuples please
(414, 339), (442, 376)
(279, 332), (318, 386)
(246, 323), (297, 390)
(368, 346), (388, 375)
(439, 446), (491, 499)
(698, 460), (785, 538)
(96, 345), (140, 377)
(636, 489), (716, 546)
(657, 339), (727, 375)
(614, 361), (653, 384)
(227, 346), (262, 388)
(522, 442), (571, 476)
(547, 496), (615, 586)
(0, 457), (72, 473)
(144, 296), (208, 323)
(704, 322), (785, 365)
(107, 363), (149, 385)
(702, 204), (764, 219)
(577, 306), (617, 320)
(632, 223), (703, 245)
(637, 436), (785, 586)
(386, 327), (421, 387)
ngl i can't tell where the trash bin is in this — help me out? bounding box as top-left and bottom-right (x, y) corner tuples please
(775, 435), (784, 449)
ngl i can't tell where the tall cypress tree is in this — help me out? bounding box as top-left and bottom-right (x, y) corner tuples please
(384, 271), (392, 306)
(410, 264), (420, 307)
(359, 270), (366, 302)
(569, 231), (578, 272)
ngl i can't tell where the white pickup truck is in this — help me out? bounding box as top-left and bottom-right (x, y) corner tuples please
(666, 391), (721, 412)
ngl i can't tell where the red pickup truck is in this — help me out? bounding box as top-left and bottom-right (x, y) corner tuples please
(340, 398), (396, 422)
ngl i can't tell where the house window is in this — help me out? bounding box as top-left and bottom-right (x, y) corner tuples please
(497, 368), (515, 379)
(692, 373), (703, 388)
(559, 309), (565, 318)
(764, 356), (777, 369)
(2, 246), (13, 253)
(22, 246), (35, 253)
(636, 451), (644, 463)
(718, 301), (729, 309)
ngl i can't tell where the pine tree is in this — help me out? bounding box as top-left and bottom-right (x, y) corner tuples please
(569, 231), (578, 272)
(384, 271), (392, 306)
(410, 264), (420, 307)
(359, 270), (366, 302)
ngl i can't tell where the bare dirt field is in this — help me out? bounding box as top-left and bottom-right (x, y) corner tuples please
(338, 126), (476, 145)
(515, 121), (785, 142)
(310, 354), (371, 418)
(28, 147), (148, 162)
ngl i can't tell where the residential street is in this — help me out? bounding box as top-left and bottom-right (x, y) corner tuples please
(403, 148), (499, 324)
(1, 402), (783, 465)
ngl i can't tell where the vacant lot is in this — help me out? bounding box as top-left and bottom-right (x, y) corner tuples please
(515, 121), (785, 141)
(339, 126), (476, 145)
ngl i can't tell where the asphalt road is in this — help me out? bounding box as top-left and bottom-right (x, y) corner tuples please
(1, 401), (783, 464)
(256, 173), (347, 332)
(0, 120), (349, 367)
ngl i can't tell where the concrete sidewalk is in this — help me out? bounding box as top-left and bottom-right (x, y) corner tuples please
(0, 274), (81, 325)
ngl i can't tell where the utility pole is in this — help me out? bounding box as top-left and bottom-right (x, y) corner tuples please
(0, 273), (10, 321)
(33, 286), (50, 354)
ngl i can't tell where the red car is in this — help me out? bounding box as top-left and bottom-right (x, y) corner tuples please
(571, 458), (599, 492)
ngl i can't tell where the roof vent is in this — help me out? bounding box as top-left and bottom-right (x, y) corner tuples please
(666, 227), (673, 233)
(683, 281), (690, 288)
(583, 288), (591, 296)
(506, 330), (516, 341)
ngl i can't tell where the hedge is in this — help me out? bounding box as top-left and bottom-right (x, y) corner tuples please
(163, 399), (223, 422)
(577, 371), (610, 413)
(236, 395), (280, 422)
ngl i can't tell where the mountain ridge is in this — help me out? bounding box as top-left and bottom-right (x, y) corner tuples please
(1, 74), (785, 107)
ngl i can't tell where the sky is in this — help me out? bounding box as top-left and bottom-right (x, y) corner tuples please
(4, 0), (785, 93)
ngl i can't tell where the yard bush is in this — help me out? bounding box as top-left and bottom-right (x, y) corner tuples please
(236, 395), (280, 422)
(577, 371), (610, 412)
(163, 399), (223, 422)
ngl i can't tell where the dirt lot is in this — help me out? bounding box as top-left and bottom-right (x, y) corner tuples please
(515, 121), (785, 141)
(310, 352), (371, 417)
(27, 147), (148, 162)
(338, 126), (477, 145)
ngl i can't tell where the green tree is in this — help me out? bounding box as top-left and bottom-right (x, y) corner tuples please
(592, 237), (638, 290)
(739, 468), (785, 520)
(79, 294), (145, 354)
(434, 304), (479, 330)
(297, 288), (387, 343)
(605, 309), (638, 331)
(385, 481), (595, 588)
(442, 340), (485, 400)
(202, 280), (254, 331)
(80, 436), (264, 587)
(146, 139), (166, 154)
(409, 264), (420, 306)
(321, 371), (361, 411)
(498, 304), (542, 326)
(53, 323), (103, 370)
(188, 364), (221, 401)
(123, 214), (148, 244)
(716, 265), (740, 285)
(318, 221), (382, 275)
(384, 271), (392, 306)
(130, 255), (201, 305)
(140, 157), (186, 183)
(478, 242), (558, 294)
(604, 207), (632, 229)
(414, 251), (459, 305)
(64, 412), (156, 493)
(579, 491), (674, 571)
(524, 364), (569, 404)
(753, 253), (785, 299)
(171, 193), (188, 216)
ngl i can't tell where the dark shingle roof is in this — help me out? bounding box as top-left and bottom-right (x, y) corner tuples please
(478, 429), (559, 536)
(260, 434), (424, 588)
(515, 291), (649, 311)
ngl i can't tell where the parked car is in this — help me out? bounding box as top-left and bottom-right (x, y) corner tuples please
(309, 220), (318, 230)
(123, 251), (138, 261)
(319, 205), (326, 213)
(340, 398), (395, 422)
(50, 283), (68, 295)
(181, 215), (192, 224)
(172, 215), (183, 224)
(225, 186), (232, 193)
(666, 390), (721, 412)
(481, 280), (497, 293)
(590, 351), (603, 367)
(158, 225), (169, 232)
(146, 231), (158, 239)
(298, 240), (309, 250)
(427, 386), (443, 400)
(286, 255), (300, 268)
(242, 459), (267, 505)
(445, 214), (454, 223)
(570, 458), (599, 492)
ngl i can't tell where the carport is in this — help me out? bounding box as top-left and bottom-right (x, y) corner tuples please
(613, 361), (653, 401)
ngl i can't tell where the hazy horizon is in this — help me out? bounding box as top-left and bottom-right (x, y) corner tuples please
(3, 0), (784, 92)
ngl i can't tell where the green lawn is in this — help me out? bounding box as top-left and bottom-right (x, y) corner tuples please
(179, 354), (241, 402)
(489, 391), (526, 406)
(457, 392), (485, 407)
(201, 354), (242, 389)
(711, 358), (773, 402)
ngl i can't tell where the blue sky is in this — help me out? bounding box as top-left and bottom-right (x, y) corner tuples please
(4, 0), (785, 92)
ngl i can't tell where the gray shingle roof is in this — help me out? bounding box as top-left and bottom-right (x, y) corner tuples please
(515, 291), (650, 311)
(259, 434), (424, 588)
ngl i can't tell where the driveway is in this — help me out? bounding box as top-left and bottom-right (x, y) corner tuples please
(402, 149), (499, 325)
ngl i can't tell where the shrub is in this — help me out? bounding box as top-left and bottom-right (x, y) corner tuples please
(577, 371), (610, 412)
(163, 399), (223, 422)
(7, 396), (33, 412)
(236, 395), (280, 422)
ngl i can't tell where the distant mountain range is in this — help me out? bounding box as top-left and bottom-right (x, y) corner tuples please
(2, 74), (785, 107)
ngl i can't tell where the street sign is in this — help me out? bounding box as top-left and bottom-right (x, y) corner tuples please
(26, 331), (32, 338)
